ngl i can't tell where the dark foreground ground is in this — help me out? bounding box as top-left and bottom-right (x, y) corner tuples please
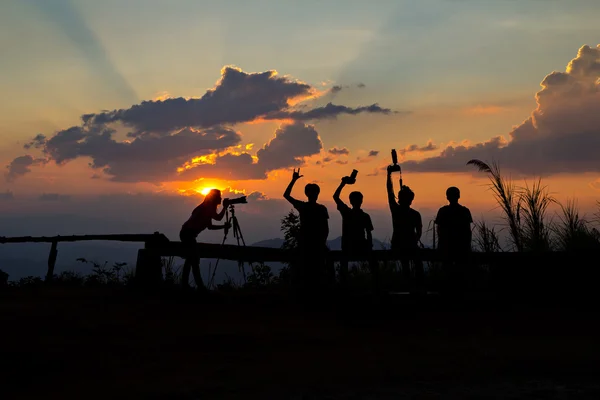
(1, 287), (599, 399)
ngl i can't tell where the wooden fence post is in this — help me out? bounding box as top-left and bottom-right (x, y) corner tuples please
(46, 240), (58, 282)
(134, 232), (169, 287)
(135, 249), (163, 286)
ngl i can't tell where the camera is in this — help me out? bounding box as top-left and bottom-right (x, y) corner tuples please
(224, 196), (247, 206)
(389, 149), (401, 172)
(342, 169), (358, 185)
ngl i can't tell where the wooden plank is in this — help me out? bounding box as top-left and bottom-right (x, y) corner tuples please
(151, 242), (594, 264)
(0, 233), (169, 244)
(1, 232), (595, 270)
(153, 242), (293, 262)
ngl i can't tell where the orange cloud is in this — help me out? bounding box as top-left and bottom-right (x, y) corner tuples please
(245, 117), (295, 125)
(176, 143), (261, 173)
(176, 184), (259, 199)
(463, 105), (508, 115)
(177, 154), (217, 173)
(153, 91), (172, 101)
(286, 88), (327, 106)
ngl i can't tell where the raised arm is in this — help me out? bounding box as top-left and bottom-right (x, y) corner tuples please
(333, 178), (347, 208)
(213, 204), (227, 221)
(284, 168), (303, 207)
(386, 166), (396, 210)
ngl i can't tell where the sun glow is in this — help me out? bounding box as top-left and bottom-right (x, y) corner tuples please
(199, 187), (213, 195)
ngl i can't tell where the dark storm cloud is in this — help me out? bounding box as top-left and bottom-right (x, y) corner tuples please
(82, 66), (314, 137)
(179, 122), (323, 180)
(38, 193), (71, 202)
(403, 44), (600, 176)
(264, 102), (398, 121)
(5, 155), (47, 182)
(7, 66), (394, 183)
(355, 149), (381, 164)
(328, 147), (350, 156)
(329, 83), (367, 95)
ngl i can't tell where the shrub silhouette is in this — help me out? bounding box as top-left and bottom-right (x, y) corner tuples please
(0, 269), (8, 287)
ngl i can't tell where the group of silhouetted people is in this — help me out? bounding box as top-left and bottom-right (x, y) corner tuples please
(178, 168), (473, 294)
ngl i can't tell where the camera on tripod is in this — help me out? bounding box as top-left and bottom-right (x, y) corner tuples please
(209, 195), (250, 288)
(223, 196), (247, 207)
(389, 149), (401, 172)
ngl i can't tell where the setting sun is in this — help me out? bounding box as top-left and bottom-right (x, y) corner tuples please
(199, 187), (213, 195)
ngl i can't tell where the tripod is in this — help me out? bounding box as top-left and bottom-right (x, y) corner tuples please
(207, 205), (253, 289)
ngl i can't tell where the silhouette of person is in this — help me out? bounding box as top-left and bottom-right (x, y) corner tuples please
(179, 189), (231, 290)
(387, 166), (424, 288)
(435, 187), (473, 256)
(283, 168), (330, 294)
(435, 187), (473, 292)
(333, 174), (375, 288)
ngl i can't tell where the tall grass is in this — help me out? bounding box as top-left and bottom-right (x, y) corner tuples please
(553, 199), (600, 251)
(474, 220), (502, 253)
(162, 256), (181, 285)
(467, 160), (523, 251)
(468, 159), (600, 252)
(519, 179), (554, 252)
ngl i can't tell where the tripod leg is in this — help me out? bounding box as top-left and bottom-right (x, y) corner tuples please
(232, 217), (248, 283)
(234, 221), (242, 247)
(236, 221), (247, 247)
(231, 218), (243, 281)
(208, 231), (228, 289)
(235, 217), (254, 273)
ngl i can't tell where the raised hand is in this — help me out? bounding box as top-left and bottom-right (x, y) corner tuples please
(292, 168), (303, 180)
(341, 176), (355, 185)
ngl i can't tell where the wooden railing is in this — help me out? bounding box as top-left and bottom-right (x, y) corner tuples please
(2, 233), (598, 289)
(0, 233), (169, 281)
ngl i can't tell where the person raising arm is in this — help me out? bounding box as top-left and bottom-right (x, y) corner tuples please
(386, 165), (398, 212)
(284, 168), (303, 208)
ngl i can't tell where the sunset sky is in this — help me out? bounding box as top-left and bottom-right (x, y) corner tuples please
(1, 0), (600, 245)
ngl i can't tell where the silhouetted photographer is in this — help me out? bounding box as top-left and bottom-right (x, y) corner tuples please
(333, 169), (377, 290)
(179, 189), (246, 290)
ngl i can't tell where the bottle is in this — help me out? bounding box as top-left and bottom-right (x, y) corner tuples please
(390, 149), (401, 172)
